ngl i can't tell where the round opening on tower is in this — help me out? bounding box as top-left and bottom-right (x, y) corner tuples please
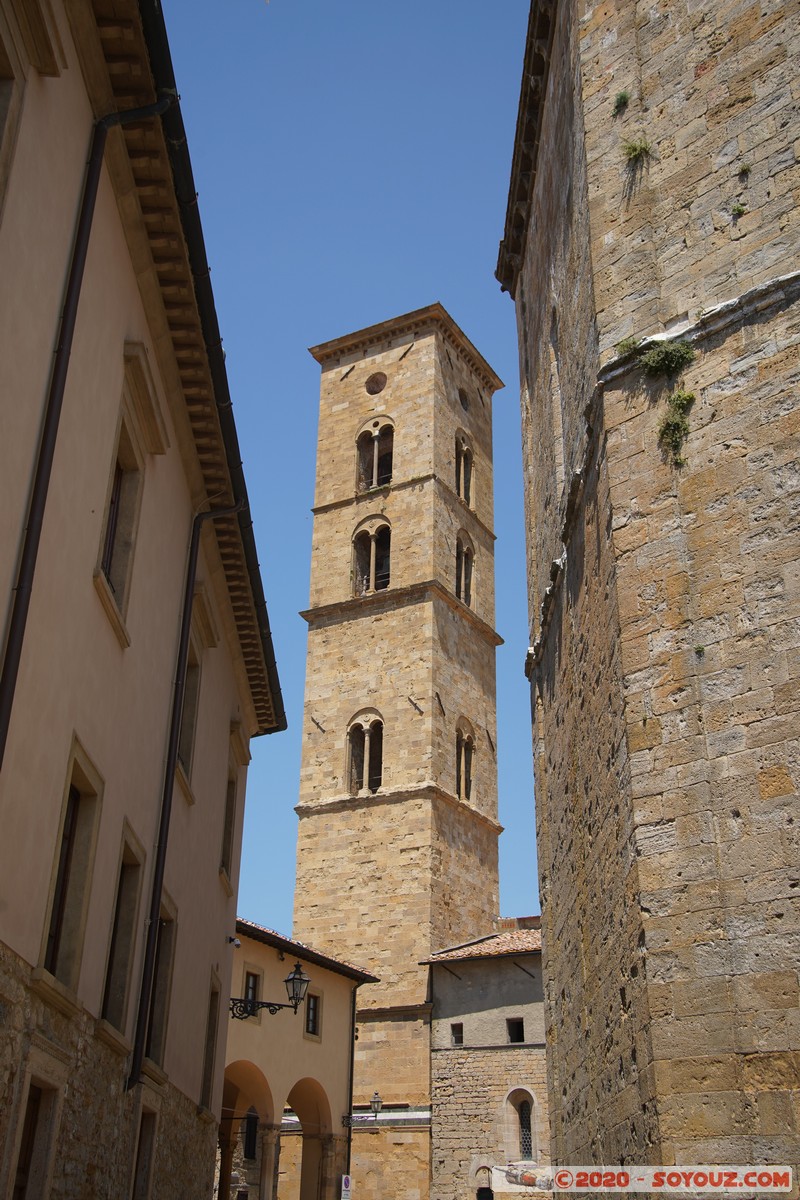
(365, 372), (387, 395)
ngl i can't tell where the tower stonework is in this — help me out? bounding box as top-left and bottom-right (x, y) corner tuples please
(293, 304), (503, 1199)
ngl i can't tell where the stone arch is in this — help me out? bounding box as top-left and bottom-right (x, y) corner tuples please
(455, 716), (476, 803)
(455, 527), (475, 607)
(352, 515), (391, 595)
(346, 708), (384, 795)
(356, 415), (394, 492)
(500, 1085), (539, 1162)
(282, 1077), (335, 1200)
(455, 428), (474, 505)
(218, 1061), (276, 1200)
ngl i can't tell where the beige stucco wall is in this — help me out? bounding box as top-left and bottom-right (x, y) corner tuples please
(0, 1), (267, 1195)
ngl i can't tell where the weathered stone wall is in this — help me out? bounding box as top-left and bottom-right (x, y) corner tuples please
(431, 1045), (550, 1200)
(604, 285), (800, 1165)
(0, 943), (215, 1198)
(508, 0), (800, 1174)
(578, 0), (799, 355)
(349, 1125), (430, 1200)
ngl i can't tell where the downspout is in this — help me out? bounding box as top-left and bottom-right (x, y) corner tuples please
(0, 95), (173, 776)
(346, 984), (359, 1175)
(127, 500), (243, 1092)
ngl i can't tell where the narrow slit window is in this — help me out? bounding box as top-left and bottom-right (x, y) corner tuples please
(102, 847), (141, 1031)
(44, 762), (100, 991)
(99, 421), (142, 609)
(145, 910), (175, 1067)
(349, 724), (365, 793)
(367, 721), (383, 793)
(177, 644), (201, 777)
(220, 775), (237, 879)
(199, 982), (220, 1110)
(456, 730), (474, 802)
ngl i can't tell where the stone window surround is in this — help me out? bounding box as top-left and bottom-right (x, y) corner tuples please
(352, 515), (391, 596)
(346, 708), (384, 796)
(39, 736), (103, 998)
(100, 819), (146, 1039)
(93, 343), (169, 650)
(6, 1038), (70, 1200)
(356, 415), (394, 493)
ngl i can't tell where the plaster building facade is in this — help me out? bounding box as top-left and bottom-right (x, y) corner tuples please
(427, 920), (550, 1200)
(0, 1), (284, 1197)
(292, 304), (505, 1200)
(498, 0), (799, 1173)
(218, 919), (376, 1200)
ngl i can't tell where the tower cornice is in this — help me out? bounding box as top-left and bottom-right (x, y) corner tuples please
(300, 580), (504, 647)
(311, 472), (498, 545)
(308, 302), (504, 394)
(295, 781), (504, 836)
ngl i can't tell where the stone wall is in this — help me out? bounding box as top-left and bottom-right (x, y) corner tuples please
(0, 942), (215, 1198)
(431, 1045), (550, 1200)
(506, 0), (800, 1174)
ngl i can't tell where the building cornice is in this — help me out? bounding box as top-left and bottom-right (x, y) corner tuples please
(496, 0), (557, 299)
(70, 0), (285, 733)
(309, 302), (504, 394)
(301, 580), (503, 648)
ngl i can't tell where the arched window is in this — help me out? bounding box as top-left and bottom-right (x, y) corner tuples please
(456, 722), (474, 802)
(348, 714), (383, 794)
(455, 434), (473, 505)
(357, 420), (394, 492)
(503, 1088), (537, 1163)
(353, 520), (391, 595)
(455, 535), (473, 607)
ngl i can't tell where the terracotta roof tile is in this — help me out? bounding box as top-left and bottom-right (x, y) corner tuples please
(424, 928), (542, 963)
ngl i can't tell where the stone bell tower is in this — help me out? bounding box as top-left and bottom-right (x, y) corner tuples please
(292, 304), (503, 1198)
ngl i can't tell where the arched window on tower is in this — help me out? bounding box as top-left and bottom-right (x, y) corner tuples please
(455, 534), (473, 607)
(348, 713), (384, 794)
(455, 721), (475, 803)
(357, 419), (394, 492)
(353, 519), (391, 595)
(455, 434), (473, 506)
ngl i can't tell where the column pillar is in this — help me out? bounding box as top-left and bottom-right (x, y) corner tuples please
(258, 1124), (281, 1200)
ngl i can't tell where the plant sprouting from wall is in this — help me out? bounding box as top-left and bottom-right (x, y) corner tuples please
(658, 390), (695, 466)
(613, 90), (630, 117)
(731, 200), (747, 218)
(623, 136), (652, 165)
(638, 339), (695, 377)
(616, 336), (641, 357)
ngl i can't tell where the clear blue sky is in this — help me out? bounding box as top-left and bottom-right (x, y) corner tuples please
(163, 0), (538, 937)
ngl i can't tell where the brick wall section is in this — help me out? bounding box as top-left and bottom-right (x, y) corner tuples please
(431, 1046), (550, 1200)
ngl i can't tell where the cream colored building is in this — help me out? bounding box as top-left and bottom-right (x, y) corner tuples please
(219, 920), (377, 1200)
(292, 304), (505, 1200)
(498, 0), (799, 1173)
(0, 1), (284, 1196)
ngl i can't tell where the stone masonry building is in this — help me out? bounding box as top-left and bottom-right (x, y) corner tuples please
(497, 0), (799, 1173)
(292, 304), (505, 1200)
(426, 919), (550, 1200)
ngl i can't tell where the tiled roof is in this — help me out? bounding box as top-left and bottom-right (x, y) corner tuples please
(424, 928), (542, 964)
(236, 917), (379, 983)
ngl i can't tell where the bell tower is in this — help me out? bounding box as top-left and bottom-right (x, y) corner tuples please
(293, 304), (503, 1198)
